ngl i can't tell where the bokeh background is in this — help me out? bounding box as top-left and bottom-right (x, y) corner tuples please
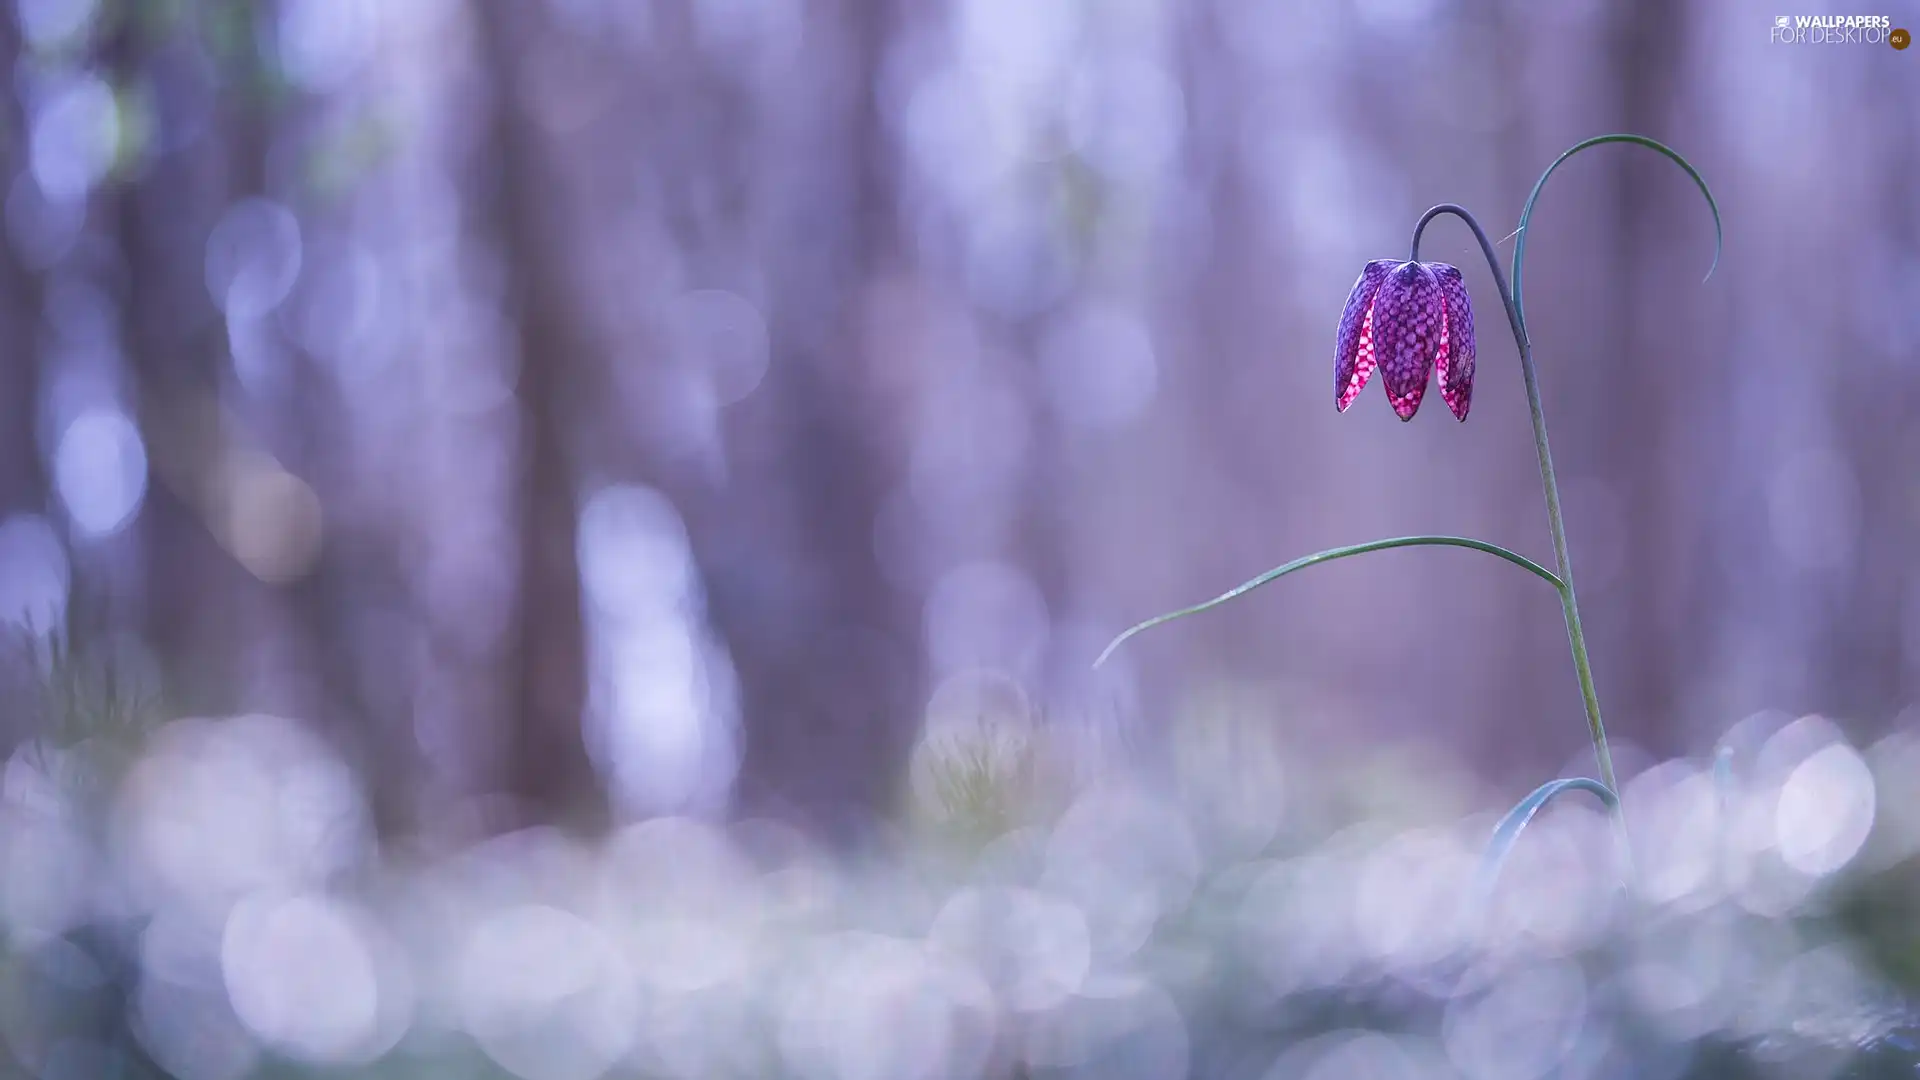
(1, 1), (1918, 1078)
(6, 0), (1916, 837)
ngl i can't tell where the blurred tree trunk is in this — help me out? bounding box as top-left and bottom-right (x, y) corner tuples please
(221, 0), (422, 834)
(0, 18), (45, 522)
(1604, 0), (1693, 751)
(1824, 63), (1917, 718)
(106, 7), (245, 717)
(713, 0), (920, 839)
(473, 0), (606, 829)
(1486, 0), (1565, 774)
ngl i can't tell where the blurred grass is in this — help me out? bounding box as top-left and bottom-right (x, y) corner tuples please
(2, 635), (1920, 1079)
(6, 617), (157, 748)
(916, 716), (1041, 846)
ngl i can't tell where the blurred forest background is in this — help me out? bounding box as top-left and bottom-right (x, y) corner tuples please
(0, 0), (1915, 844)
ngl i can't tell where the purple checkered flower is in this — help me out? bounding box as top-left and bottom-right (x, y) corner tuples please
(1334, 259), (1477, 421)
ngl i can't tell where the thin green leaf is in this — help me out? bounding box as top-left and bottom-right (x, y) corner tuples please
(1476, 776), (1618, 906)
(1093, 536), (1563, 668)
(1510, 134), (1722, 342)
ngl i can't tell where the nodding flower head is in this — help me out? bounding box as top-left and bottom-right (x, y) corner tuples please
(1334, 259), (1477, 421)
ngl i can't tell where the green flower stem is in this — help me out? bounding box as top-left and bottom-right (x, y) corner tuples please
(1413, 134), (1722, 861)
(1093, 535), (1561, 669)
(1410, 203), (1621, 806)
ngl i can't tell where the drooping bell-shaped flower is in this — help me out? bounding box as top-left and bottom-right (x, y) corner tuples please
(1334, 259), (1477, 421)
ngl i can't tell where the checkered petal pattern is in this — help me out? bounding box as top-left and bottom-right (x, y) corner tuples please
(1431, 263), (1477, 421)
(1334, 260), (1394, 413)
(1333, 258), (1478, 422)
(1373, 261), (1444, 420)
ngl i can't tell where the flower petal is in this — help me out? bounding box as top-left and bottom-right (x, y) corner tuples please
(1334, 260), (1393, 413)
(1431, 263), (1476, 421)
(1374, 261), (1442, 420)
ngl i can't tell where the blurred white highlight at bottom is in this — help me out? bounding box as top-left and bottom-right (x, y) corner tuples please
(459, 904), (637, 1080)
(220, 889), (411, 1064)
